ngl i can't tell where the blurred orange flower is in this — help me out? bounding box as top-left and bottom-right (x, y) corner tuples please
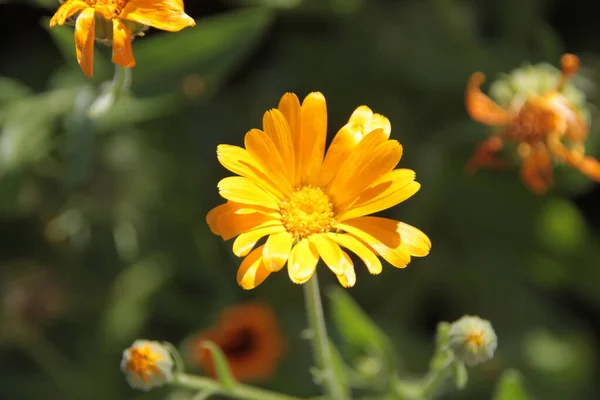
(465, 53), (600, 194)
(189, 302), (285, 382)
(49, 0), (195, 77)
(207, 92), (431, 289)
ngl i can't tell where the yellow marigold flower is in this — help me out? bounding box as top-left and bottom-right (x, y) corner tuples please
(121, 339), (174, 391)
(465, 53), (600, 194)
(49, 0), (196, 77)
(207, 92), (431, 289)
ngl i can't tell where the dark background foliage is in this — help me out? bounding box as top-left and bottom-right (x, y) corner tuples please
(1, 0), (599, 399)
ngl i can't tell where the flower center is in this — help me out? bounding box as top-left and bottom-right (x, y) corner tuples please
(86, 0), (128, 17)
(465, 331), (485, 349)
(509, 96), (564, 143)
(280, 186), (335, 239)
(127, 346), (162, 381)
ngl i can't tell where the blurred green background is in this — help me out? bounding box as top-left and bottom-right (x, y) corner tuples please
(1, 0), (600, 399)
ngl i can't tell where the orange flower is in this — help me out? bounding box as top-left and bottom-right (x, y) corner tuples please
(207, 92), (431, 289)
(189, 302), (285, 382)
(49, 0), (195, 77)
(465, 53), (600, 194)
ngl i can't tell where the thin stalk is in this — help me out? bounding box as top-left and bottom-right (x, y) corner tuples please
(303, 272), (347, 400)
(420, 359), (455, 399)
(173, 373), (306, 400)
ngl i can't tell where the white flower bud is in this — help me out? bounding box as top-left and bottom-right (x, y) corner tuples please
(448, 315), (497, 366)
(120, 339), (174, 391)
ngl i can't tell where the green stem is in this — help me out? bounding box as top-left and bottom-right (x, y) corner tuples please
(304, 272), (347, 400)
(420, 360), (455, 399)
(172, 373), (306, 400)
(110, 64), (131, 98)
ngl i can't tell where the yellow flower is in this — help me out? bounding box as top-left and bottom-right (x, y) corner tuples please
(465, 53), (600, 194)
(49, 0), (196, 77)
(207, 92), (431, 289)
(121, 340), (174, 391)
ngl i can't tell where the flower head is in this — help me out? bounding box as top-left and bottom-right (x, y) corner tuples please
(465, 53), (600, 194)
(448, 315), (497, 366)
(121, 339), (174, 391)
(49, 0), (195, 77)
(207, 92), (431, 289)
(188, 302), (285, 382)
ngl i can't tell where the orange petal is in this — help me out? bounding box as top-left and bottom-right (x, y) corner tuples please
(244, 129), (293, 195)
(218, 176), (280, 210)
(217, 144), (287, 198)
(328, 233), (382, 275)
(262, 231), (294, 272)
(120, 0), (196, 32)
(287, 239), (318, 284)
(207, 201), (279, 240)
(465, 72), (511, 126)
(397, 222), (431, 257)
(237, 245), (271, 290)
(277, 93), (302, 184)
(112, 19), (136, 68)
(337, 217), (411, 268)
(49, 0), (88, 27)
(74, 8), (96, 77)
(319, 126), (360, 188)
(233, 224), (285, 257)
(299, 92), (327, 186)
(337, 169), (418, 220)
(263, 109), (295, 183)
(308, 234), (346, 275)
(520, 143), (553, 194)
(329, 132), (403, 206)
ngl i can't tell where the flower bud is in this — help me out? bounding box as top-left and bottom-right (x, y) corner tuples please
(448, 315), (497, 366)
(121, 340), (174, 391)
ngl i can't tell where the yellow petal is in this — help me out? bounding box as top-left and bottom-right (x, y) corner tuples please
(347, 105), (374, 128)
(262, 231), (294, 272)
(244, 129), (293, 194)
(112, 19), (136, 68)
(49, 0), (88, 27)
(218, 176), (280, 210)
(308, 234), (346, 275)
(329, 132), (403, 206)
(233, 224), (285, 257)
(328, 233), (382, 274)
(335, 252), (356, 288)
(299, 92), (327, 185)
(397, 222), (431, 257)
(338, 180), (420, 221)
(120, 0), (196, 32)
(237, 245), (271, 290)
(262, 109), (295, 183)
(337, 217), (411, 268)
(217, 144), (286, 198)
(74, 8), (96, 77)
(287, 238), (318, 284)
(206, 203), (230, 235)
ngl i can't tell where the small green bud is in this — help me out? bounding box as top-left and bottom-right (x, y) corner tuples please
(448, 315), (497, 366)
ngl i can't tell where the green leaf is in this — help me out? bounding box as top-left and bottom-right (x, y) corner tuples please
(0, 77), (33, 105)
(328, 287), (397, 389)
(197, 341), (237, 388)
(492, 370), (530, 400)
(101, 255), (172, 346)
(328, 339), (351, 398)
(132, 7), (274, 96)
(453, 362), (468, 389)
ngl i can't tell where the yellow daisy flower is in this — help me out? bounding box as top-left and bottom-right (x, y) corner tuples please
(207, 92), (431, 289)
(49, 0), (196, 77)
